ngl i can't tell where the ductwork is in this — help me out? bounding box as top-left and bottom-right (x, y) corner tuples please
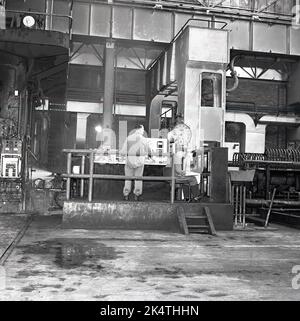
(226, 56), (239, 93)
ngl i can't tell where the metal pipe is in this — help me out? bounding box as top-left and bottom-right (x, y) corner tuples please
(231, 185), (234, 204)
(88, 150), (94, 202)
(171, 154), (175, 204)
(235, 185), (239, 226)
(68, 0), (74, 41)
(17, 92), (22, 138)
(23, 91), (31, 182)
(242, 185), (246, 228)
(80, 155), (85, 198)
(62, 174), (180, 181)
(239, 185), (243, 223)
(66, 152), (72, 201)
(21, 89), (29, 212)
(50, 0), (54, 30)
(226, 56), (239, 92)
(265, 188), (276, 227)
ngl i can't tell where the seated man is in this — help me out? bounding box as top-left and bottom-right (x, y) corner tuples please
(167, 114), (201, 201)
(173, 148), (201, 201)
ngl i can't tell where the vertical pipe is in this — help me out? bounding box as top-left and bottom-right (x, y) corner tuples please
(45, 0), (49, 30)
(68, 0), (74, 40)
(23, 90), (31, 187)
(33, 122), (38, 155)
(242, 185), (246, 229)
(66, 152), (71, 201)
(239, 185), (243, 223)
(50, 0), (54, 30)
(80, 155), (85, 198)
(266, 165), (270, 200)
(21, 90), (29, 211)
(171, 154), (175, 204)
(231, 184), (234, 204)
(235, 185), (239, 226)
(28, 96), (34, 181)
(88, 150), (94, 202)
(17, 93), (21, 138)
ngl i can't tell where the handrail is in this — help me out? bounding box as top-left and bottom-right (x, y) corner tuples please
(4, 9), (73, 39)
(62, 149), (96, 154)
(5, 9), (72, 20)
(63, 149), (176, 204)
(62, 174), (175, 180)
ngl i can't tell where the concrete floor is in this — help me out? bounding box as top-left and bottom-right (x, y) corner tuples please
(0, 214), (300, 301)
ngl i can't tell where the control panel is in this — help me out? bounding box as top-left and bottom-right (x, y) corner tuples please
(93, 138), (169, 166)
(0, 139), (22, 178)
(146, 138), (168, 165)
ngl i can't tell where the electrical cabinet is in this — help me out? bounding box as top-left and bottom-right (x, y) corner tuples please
(0, 139), (22, 178)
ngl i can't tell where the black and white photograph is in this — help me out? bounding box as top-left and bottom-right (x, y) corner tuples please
(0, 0), (300, 308)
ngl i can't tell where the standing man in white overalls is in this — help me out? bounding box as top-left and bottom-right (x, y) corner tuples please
(120, 124), (151, 201)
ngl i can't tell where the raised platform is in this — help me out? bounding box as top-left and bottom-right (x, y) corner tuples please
(63, 201), (233, 232)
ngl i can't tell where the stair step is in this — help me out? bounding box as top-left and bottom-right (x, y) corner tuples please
(185, 216), (206, 219)
(189, 229), (209, 234)
(177, 206), (216, 236)
(188, 225), (209, 229)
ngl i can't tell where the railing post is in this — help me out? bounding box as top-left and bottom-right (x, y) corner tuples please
(239, 185), (243, 223)
(66, 152), (72, 201)
(234, 185), (239, 226)
(242, 185), (246, 228)
(88, 150), (94, 202)
(171, 154), (175, 204)
(80, 155), (85, 198)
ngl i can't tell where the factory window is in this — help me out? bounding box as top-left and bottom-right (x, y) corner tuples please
(201, 73), (222, 108)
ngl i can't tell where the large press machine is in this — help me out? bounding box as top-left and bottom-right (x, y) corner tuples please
(62, 23), (234, 232)
(64, 23), (231, 205)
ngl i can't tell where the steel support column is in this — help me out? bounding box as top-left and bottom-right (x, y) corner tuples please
(103, 40), (115, 134)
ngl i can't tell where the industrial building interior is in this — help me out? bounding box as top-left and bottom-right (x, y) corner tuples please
(0, 0), (300, 301)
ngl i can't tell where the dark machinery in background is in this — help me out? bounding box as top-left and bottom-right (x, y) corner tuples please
(230, 149), (300, 227)
(32, 174), (66, 209)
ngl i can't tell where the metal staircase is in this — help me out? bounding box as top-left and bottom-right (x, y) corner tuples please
(177, 206), (217, 235)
